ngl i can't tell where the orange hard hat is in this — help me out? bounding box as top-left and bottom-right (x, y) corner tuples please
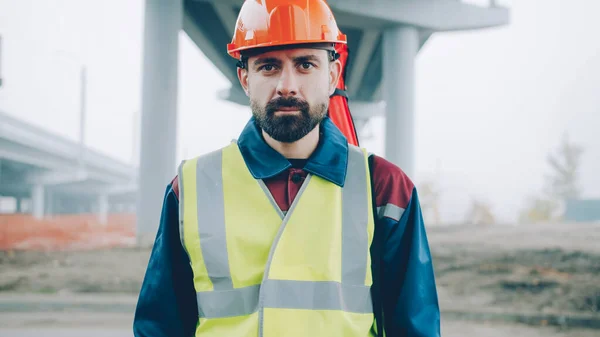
(227, 0), (347, 60)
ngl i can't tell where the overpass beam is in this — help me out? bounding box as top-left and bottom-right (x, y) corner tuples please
(31, 184), (44, 219)
(383, 25), (418, 179)
(137, 0), (182, 243)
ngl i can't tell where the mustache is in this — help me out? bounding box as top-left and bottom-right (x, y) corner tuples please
(265, 97), (309, 114)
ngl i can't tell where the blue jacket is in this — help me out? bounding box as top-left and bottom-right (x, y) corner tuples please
(133, 117), (441, 336)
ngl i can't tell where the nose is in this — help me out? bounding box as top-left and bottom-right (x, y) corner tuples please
(276, 66), (298, 97)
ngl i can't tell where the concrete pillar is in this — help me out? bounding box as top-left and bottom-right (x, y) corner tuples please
(45, 189), (54, 216)
(137, 0), (182, 243)
(383, 25), (419, 179)
(32, 185), (44, 219)
(97, 194), (109, 225)
(16, 197), (22, 213)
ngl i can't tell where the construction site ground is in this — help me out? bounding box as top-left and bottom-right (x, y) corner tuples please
(1, 220), (599, 336)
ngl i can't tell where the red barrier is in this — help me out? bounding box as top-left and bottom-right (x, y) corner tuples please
(0, 213), (136, 251)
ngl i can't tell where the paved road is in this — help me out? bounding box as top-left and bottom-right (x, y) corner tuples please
(1, 321), (598, 337)
(1, 309), (597, 337)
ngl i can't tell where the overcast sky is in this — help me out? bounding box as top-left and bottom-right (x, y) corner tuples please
(0, 0), (598, 223)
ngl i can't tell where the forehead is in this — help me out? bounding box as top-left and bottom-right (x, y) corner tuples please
(247, 47), (329, 62)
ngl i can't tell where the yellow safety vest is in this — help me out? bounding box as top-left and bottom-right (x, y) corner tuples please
(178, 141), (377, 337)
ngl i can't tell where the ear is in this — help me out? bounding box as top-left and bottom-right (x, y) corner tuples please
(328, 59), (343, 96)
(237, 67), (250, 96)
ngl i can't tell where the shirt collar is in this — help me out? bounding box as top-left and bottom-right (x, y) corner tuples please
(237, 116), (349, 187)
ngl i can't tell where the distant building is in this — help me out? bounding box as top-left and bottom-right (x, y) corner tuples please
(564, 199), (600, 222)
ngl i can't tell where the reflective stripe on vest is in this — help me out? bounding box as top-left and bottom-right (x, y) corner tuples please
(178, 142), (375, 337)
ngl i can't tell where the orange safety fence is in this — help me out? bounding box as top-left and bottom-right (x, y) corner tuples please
(0, 213), (136, 251)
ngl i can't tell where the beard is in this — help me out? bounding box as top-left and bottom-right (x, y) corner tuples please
(251, 96), (328, 143)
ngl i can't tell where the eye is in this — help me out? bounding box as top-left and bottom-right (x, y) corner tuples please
(299, 62), (314, 70)
(258, 64), (277, 72)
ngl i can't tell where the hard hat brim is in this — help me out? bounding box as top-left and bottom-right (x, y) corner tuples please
(228, 38), (347, 60)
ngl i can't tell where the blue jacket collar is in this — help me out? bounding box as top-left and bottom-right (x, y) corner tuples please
(237, 116), (349, 187)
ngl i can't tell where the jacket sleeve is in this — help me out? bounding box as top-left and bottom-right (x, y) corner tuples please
(380, 187), (441, 336)
(133, 184), (198, 337)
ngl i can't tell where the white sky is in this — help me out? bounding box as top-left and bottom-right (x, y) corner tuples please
(0, 0), (599, 223)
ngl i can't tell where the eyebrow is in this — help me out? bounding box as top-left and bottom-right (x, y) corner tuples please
(253, 57), (281, 67)
(252, 54), (322, 67)
(292, 54), (321, 63)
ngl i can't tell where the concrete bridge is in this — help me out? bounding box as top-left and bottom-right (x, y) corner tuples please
(0, 110), (137, 223)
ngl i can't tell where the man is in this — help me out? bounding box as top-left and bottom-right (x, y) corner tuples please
(133, 1), (440, 336)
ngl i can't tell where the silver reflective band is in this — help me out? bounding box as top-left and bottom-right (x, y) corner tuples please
(377, 203), (405, 222)
(197, 280), (373, 318)
(342, 146), (370, 286)
(197, 285), (260, 318)
(195, 150), (235, 291)
(262, 279), (373, 313)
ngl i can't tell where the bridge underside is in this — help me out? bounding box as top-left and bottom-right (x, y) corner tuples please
(136, 0), (510, 239)
(183, 0), (509, 104)
(0, 158), (136, 220)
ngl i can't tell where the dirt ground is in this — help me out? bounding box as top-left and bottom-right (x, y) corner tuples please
(428, 223), (600, 316)
(0, 246), (150, 294)
(0, 222), (599, 334)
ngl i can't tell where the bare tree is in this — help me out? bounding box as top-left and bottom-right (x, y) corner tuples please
(520, 133), (584, 223)
(465, 198), (495, 225)
(545, 133), (584, 200)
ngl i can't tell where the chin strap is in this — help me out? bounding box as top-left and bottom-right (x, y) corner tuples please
(330, 88), (348, 99)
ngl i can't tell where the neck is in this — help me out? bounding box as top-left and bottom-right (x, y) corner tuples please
(263, 125), (320, 159)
